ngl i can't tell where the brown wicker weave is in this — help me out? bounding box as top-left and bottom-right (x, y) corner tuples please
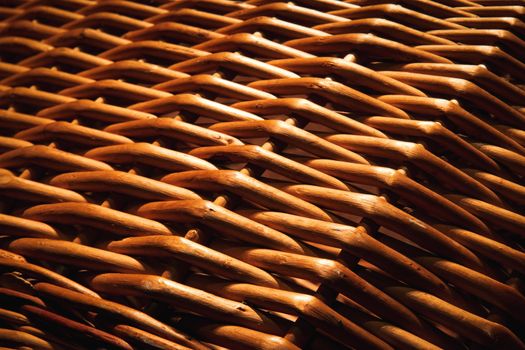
(0, 0), (524, 349)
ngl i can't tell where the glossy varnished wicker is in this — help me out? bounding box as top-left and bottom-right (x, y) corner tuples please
(0, 0), (524, 349)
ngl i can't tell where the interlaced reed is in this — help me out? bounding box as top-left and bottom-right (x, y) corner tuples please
(0, 0), (524, 349)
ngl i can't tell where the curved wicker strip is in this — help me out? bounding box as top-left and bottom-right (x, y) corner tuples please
(0, 0), (524, 349)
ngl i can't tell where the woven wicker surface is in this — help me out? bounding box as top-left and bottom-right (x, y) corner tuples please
(0, 0), (524, 349)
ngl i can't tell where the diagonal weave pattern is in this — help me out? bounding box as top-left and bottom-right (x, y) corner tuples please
(0, 0), (525, 349)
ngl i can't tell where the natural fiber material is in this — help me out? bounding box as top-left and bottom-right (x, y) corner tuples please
(0, 0), (524, 349)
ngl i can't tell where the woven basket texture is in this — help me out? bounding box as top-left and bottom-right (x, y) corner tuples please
(0, 0), (524, 349)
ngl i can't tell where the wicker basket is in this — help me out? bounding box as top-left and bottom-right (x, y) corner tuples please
(0, 0), (524, 349)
